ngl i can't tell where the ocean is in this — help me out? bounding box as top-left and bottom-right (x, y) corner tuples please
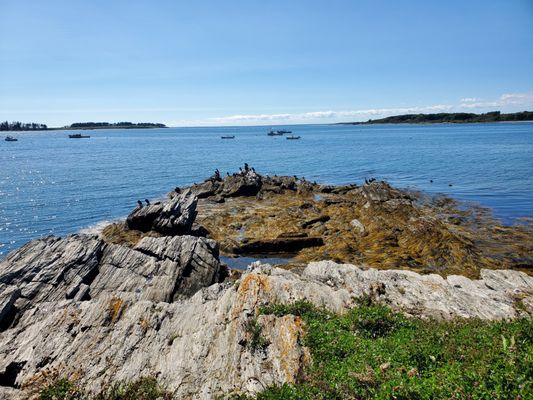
(1, 122), (532, 257)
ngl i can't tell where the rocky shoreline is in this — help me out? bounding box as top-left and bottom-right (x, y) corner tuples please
(0, 166), (532, 399)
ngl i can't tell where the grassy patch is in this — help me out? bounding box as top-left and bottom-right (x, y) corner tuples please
(39, 378), (83, 400)
(255, 301), (533, 399)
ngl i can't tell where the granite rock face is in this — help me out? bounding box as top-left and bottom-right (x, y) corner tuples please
(1, 254), (532, 399)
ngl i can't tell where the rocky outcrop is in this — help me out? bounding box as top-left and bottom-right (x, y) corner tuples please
(0, 232), (224, 328)
(190, 167), (310, 201)
(0, 257), (531, 399)
(1, 169), (532, 399)
(126, 190), (197, 235)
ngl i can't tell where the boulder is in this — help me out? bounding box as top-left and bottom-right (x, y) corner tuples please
(126, 190), (197, 235)
(191, 180), (221, 199)
(220, 171), (262, 197)
(125, 202), (165, 232)
(350, 218), (365, 233)
(153, 190), (197, 235)
(362, 181), (412, 203)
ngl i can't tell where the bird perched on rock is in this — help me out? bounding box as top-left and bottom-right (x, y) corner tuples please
(137, 200), (143, 208)
(144, 199), (150, 205)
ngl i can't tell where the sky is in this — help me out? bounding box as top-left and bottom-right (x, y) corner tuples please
(1, 0), (532, 127)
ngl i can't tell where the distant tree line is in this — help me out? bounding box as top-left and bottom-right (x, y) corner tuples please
(69, 122), (166, 129)
(0, 121), (48, 131)
(353, 111), (533, 125)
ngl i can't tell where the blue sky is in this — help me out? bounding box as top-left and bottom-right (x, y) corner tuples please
(1, 0), (532, 127)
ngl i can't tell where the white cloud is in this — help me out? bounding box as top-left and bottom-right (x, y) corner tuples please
(210, 104), (454, 124)
(459, 92), (533, 109)
(203, 91), (533, 125)
(499, 92), (533, 104)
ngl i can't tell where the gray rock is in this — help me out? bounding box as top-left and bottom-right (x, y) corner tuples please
(220, 171), (262, 197)
(191, 180), (221, 199)
(0, 252), (531, 399)
(362, 181), (411, 203)
(350, 218), (365, 233)
(126, 202), (165, 232)
(126, 190), (197, 235)
(0, 234), (104, 317)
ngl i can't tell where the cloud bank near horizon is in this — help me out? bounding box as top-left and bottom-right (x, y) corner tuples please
(199, 91), (533, 126)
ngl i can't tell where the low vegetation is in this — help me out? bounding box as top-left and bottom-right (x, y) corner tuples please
(244, 317), (270, 354)
(248, 301), (533, 399)
(39, 376), (172, 400)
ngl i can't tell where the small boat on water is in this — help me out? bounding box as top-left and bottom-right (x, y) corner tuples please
(221, 135), (235, 139)
(267, 129), (292, 136)
(5, 135), (18, 142)
(69, 133), (90, 138)
(286, 135), (301, 140)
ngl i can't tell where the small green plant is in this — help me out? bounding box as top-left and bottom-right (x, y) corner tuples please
(95, 376), (172, 400)
(245, 317), (270, 354)
(39, 378), (83, 400)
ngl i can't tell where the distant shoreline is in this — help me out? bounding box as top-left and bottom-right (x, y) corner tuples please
(48, 125), (168, 131)
(336, 111), (533, 125)
(1, 121), (167, 132)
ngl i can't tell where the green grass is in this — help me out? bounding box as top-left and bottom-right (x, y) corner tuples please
(254, 301), (533, 399)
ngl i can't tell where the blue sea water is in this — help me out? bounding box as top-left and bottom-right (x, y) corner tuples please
(1, 122), (532, 257)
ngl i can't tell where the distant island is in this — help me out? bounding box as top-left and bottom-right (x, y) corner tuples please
(1, 121), (48, 131)
(65, 122), (167, 130)
(339, 110), (533, 125)
(1, 121), (166, 131)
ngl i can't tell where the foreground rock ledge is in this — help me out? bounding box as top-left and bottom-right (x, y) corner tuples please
(1, 257), (532, 399)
